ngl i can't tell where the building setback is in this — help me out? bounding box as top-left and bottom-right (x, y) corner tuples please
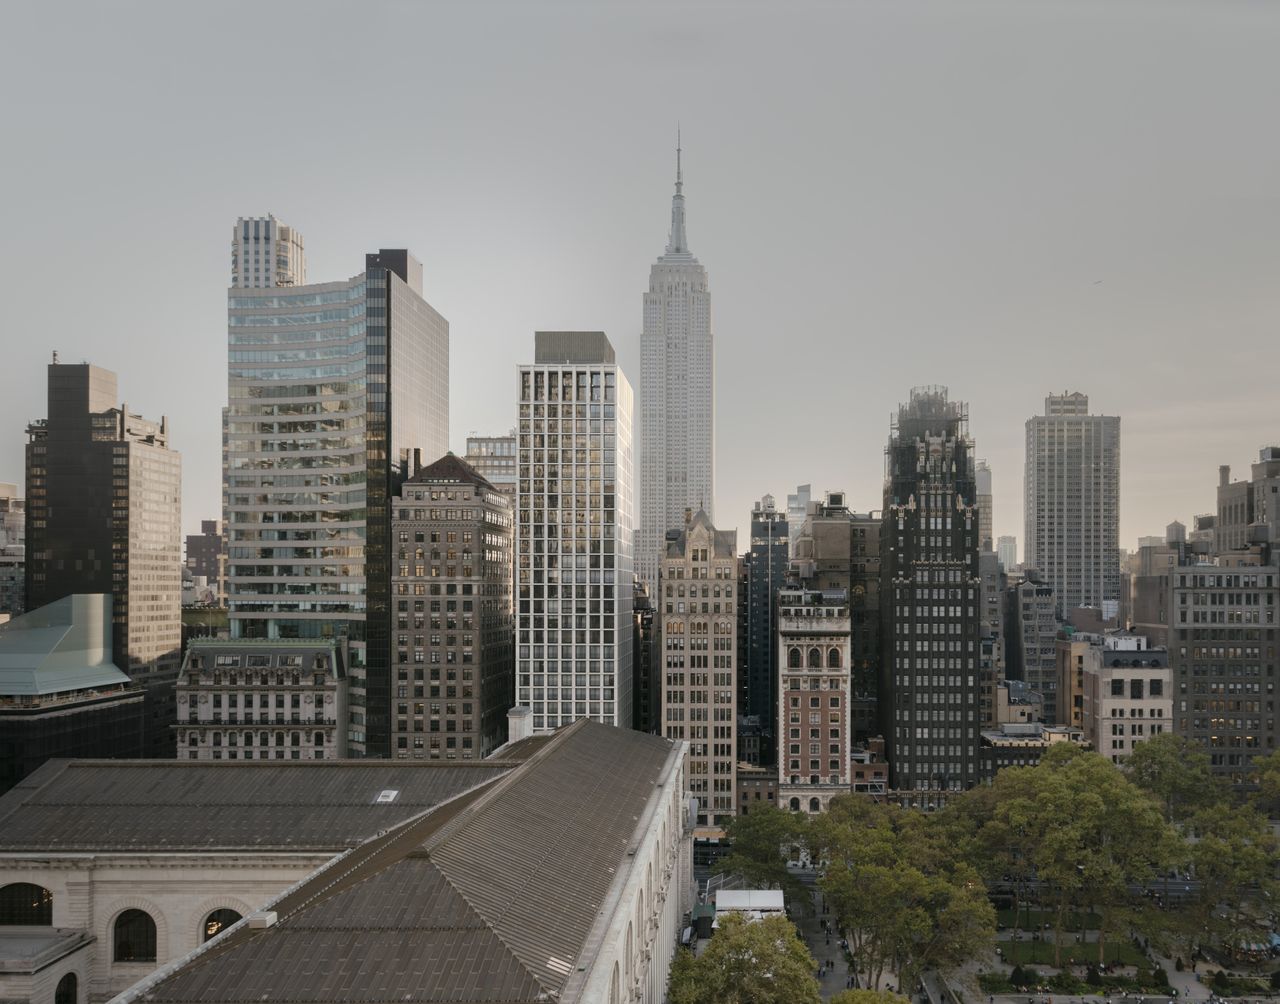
(637, 141), (715, 593)
(463, 431), (517, 497)
(230, 214), (305, 289)
(224, 238), (448, 757)
(881, 386), (984, 792)
(1024, 392), (1121, 618)
(389, 453), (514, 760)
(660, 509), (737, 826)
(516, 331), (634, 731)
(25, 361), (181, 758)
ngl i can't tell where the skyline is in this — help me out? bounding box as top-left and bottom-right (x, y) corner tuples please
(3, 1), (1279, 552)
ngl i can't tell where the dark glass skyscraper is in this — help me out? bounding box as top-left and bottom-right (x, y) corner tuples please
(225, 246), (448, 757)
(25, 361), (182, 757)
(880, 387), (984, 792)
(743, 495), (788, 765)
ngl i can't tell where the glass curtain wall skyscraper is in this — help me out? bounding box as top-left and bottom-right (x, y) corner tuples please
(637, 140), (714, 592)
(516, 331), (634, 731)
(225, 235), (448, 757)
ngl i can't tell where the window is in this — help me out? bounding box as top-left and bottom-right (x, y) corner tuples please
(203, 909), (242, 942)
(113, 909), (157, 962)
(827, 648), (842, 668)
(0, 883), (52, 925)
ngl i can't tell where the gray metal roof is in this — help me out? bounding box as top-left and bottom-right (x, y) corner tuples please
(122, 720), (679, 1004)
(0, 594), (131, 697)
(0, 760), (512, 853)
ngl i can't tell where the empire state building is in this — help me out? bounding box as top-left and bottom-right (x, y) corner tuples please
(637, 140), (714, 591)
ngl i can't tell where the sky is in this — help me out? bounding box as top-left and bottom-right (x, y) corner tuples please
(2, 0), (1278, 555)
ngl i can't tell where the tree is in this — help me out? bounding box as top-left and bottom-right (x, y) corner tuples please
(831, 991), (911, 1004)
(1124, 734), (1223, 823)
(812, 796), (995, 990)
(667, 912), (821, 1004)
(961, 744), (1176, 967)
(714, 804), (810, 907)
(1251, 748), (1280, 818)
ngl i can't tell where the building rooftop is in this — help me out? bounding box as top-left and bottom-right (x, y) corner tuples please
(0, 759), (512, 853)
(404, 451), (496, 492)
(0, 594), (130, 698)
(0, 927), (92, 974)
(112, 720), (679, 1004)
(664, 509), (736, 559)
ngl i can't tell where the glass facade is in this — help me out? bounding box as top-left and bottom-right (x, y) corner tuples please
(225, 253), (448, 758)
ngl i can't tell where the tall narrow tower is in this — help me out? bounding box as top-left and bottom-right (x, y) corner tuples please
(637, 136), (714, 592)
(1024, 392), (1121, 617)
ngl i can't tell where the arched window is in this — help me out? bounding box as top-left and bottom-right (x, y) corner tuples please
(203, 909), (242, 942)
(807, 648), (821, 668)
(827, 648), (842, 668)
(809, 797), (821, 813)
(113, 909), (157, 962)
(0, 883), (52, 925)
(55, 973), (77, 1004)
(609, 963), (620, 1004)
(788, 647), (801, 668)
(624, 922), (633, 990)
(789, 797), (801, 811)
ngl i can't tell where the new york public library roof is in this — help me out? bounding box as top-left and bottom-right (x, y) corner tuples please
(15, 720), (678, 1004)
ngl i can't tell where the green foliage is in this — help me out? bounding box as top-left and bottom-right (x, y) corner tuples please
(1123, 734), (1222, 823)
(956, 744), (1175, 966)
(666, 912), (821, 1004)
(714, 804), (811, 908)
(1009, 965), (1032, 987)
(1251, 748), (1280, 818)
(830, 991), (911, 1004)
(812, 797), (996, 990)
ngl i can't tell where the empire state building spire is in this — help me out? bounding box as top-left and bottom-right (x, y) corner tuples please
(665, 131), (689, 256)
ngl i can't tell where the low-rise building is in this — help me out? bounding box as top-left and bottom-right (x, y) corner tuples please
(0, 594), (143, 794)
(0, 721), (690, 1004)
(1083, 648), (1171, 765)
(777, 588), (851, 815)
(734, 761), (776, 815)
(981, 722), (1088, 771)
(175, 640), (346, 761)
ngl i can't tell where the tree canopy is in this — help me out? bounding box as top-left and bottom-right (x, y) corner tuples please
(667, 912), (821, 1004)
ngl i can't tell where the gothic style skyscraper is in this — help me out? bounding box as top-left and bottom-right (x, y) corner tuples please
(637, 138), (714, 592)
(880, 387), (985, 793)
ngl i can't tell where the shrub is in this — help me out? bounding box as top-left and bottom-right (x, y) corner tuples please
(1175, 958), (1184, 973)
(1086, 967), (1102, 986)
(1271, 971), (1280, 991)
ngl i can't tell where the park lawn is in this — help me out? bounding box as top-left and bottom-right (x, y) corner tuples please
(997, 909), (1102, 932)
(999, 940), (1148, 967)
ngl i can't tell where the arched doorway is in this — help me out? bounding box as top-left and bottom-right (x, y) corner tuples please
(54, 972), (77, 1004)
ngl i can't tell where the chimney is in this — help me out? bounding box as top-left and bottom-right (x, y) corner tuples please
(684, 507), (693, 526)
(1220, 465), (1231, 488)
(413, 448), (422, 476)
(507, 706), (533, 743)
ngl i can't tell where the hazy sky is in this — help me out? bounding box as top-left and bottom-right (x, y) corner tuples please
(3, 0), (1278, 553)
